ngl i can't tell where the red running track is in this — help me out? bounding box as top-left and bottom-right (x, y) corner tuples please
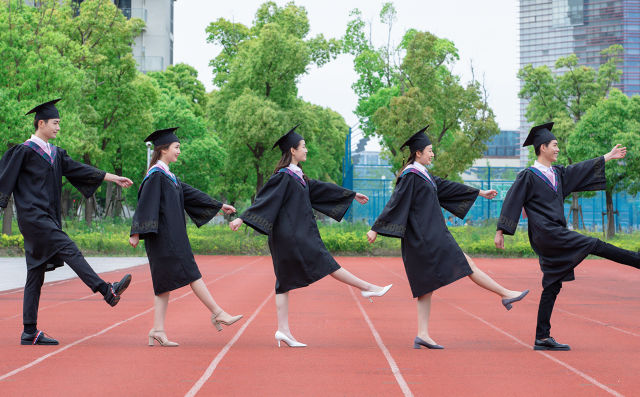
(0, 256), (639, 396)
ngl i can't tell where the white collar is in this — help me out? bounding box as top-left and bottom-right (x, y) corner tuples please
(30, 134), (50, 149)
(155, 160), (173, 175)
(533, 160), (553, 172)
(288, 163), (302, 172)
(412, 161), (429, 174)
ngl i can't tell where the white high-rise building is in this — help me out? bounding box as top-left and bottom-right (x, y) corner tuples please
(116, 0), (175, 73)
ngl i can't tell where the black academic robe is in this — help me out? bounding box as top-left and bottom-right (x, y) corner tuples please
(497, 157), (606, 287)
(0, 142), (105, 271)
(130, 169), (222, 295)
(240, 170), (356, 294)
(372, 169), (479, 297)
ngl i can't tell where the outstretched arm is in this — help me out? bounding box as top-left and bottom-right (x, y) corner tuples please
(104, 173), (133, 188)
(604, 144), (626, 162)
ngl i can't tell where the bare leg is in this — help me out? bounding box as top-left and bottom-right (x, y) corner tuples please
(275, 292), (298, 340)
(190, 278), (237, 323)
(417, 293), (437, 344)
(465, 254), (521, 299)
(152, 292), (170, 334)
(330, 267), (383, 292)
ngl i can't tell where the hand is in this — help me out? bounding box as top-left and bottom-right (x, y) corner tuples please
(494, 230), (504, 250)
(367, 230), (377, 244)
(129, 234), (139, 248)
(479, 189), (497, 199)
(221, 204), (236, 215)
(229, 218), (243, 231)
(355, 193), (369, 204)
(604, 144), (627, 162)
(105, 173), (133, 188)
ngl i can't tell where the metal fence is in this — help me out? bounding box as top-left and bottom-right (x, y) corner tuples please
(342, 132), (640, 230)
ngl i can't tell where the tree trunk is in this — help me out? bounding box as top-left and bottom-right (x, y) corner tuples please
(255, 163), (264, 197)
(114, 185), (123, 218)
(104, 182), (114, 217)
(605, 190), (615, 239)
(61, 188), (71, 218)
(85, 195), (94, 227)
(2, 194), (13, 235)
(571, 193), (580, 230)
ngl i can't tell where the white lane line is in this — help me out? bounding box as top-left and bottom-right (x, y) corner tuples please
(373, 258), (624, 396)
(557, 308), (640, 338)
(184, 291), (274, 397)
(449, 303), (624, 397)
(348, 287), (413, 397)
(0, 259), (259, 382)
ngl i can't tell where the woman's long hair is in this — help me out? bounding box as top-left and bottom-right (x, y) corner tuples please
(396, 151), (418, 183)
(273, 143), (309, 183)
(147, 143), (171, 173)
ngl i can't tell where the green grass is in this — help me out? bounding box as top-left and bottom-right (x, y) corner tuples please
(1, 219), (639, 257)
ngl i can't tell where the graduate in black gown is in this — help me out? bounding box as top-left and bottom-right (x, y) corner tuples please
(0, 99), (134, 345)
(496, 122), (639, 351)
(129, 128), (243, 346)
(229, 125), (392, 347)
(367, 127), (529, 349)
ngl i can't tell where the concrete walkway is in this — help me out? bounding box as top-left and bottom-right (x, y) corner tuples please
(0, 257), (148, 292)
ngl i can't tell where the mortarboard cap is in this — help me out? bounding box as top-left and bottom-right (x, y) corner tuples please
(144, 127), (180, 147)
(400, 125), (432, 152)
(523, 122), (556, 148)
(272, 124), (304, 153)
(26, 98), (61, 121)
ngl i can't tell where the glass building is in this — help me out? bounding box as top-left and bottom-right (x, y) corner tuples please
(519, 0), (640, 165)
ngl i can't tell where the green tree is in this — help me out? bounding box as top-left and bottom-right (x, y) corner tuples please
(345, 5), (499, 179)
(518, 45), (623, 229)
(206, 1), (346, 201)
(568, 89), (640, 238)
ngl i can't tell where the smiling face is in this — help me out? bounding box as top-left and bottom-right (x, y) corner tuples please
(415, 145), (435, 166)
(290, 140), (308, 164)
(161, 141), (181, 164)
(539, 140), (559, 163)
(36, 118), (60, 141)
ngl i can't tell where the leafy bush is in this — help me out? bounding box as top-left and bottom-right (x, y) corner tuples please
(1, 220), (639, 257)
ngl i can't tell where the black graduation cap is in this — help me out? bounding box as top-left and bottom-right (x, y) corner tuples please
(400, 125), (432, 152)
(272, 124), (303, 153)
(523, 122), (556, 148)
(25, 98), (61, 121)
(144, 127), (180, 147)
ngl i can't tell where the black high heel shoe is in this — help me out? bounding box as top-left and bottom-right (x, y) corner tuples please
(413, 336), (444, 349)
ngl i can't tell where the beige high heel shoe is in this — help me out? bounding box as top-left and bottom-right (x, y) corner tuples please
(211, 311), (244, 331)
(148, 329), (179, 347)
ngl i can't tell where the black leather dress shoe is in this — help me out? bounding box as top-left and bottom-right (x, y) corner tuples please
(414, 336), (444, 349)
(20, 330), (59, 345)
(104, 273), (132, 307)
(534, 337), (570, 351)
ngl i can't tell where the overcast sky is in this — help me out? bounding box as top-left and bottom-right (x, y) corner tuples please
(174, 0), (519, 131)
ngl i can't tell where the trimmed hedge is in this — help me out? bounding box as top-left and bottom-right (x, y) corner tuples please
(1, 220), (639, 257)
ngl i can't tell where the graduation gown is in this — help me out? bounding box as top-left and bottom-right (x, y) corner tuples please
(0, 142), (105, 271)
(497, 157), (606, 287)
(372, 169), (479, 297)
(130, 168), (222, 295)
(240, 169), (356, 294)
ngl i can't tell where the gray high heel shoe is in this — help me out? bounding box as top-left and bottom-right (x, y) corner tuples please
(502, 289), (529, 310)
(413, 336), (444, 349)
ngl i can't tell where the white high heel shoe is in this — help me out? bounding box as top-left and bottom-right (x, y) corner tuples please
(361, 284), (393, 302)
(275, 330), (307, 347)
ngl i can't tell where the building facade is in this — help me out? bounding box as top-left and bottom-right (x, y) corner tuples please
(68, 0), (175, 73)
(519, 0), (640, 165)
